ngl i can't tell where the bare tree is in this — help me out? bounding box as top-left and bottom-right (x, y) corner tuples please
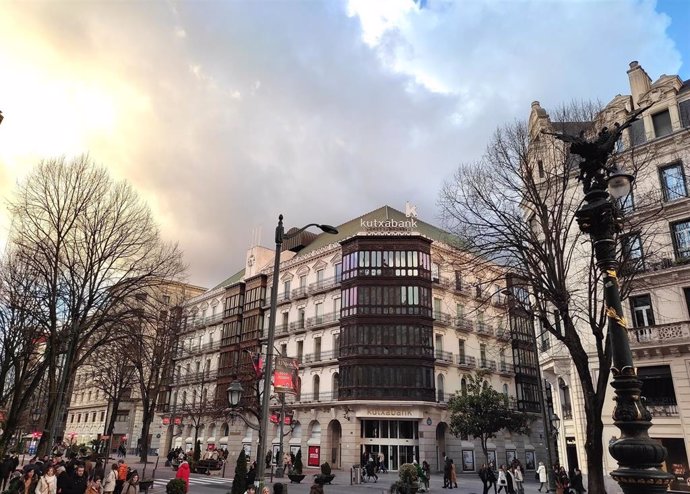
(176, 376), (223, 462)
(6, 155), (186, 454)
(126, 285), (197, 464)
(0, 249), (50, 454)
(438, 102), (661, 494)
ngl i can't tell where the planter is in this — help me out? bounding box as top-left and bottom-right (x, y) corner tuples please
(314, 474), (335, 485)
(139, 479), (154, 493)
(288, 474), (306, 484)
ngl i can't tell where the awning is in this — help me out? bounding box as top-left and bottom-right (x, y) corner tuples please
(219, 436), (228, 445)
(206, 437), (216, 443)
(185, 437), (193, 444)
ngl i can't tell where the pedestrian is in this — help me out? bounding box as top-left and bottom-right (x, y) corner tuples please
(120, 473), (138, 494)
(422, 461), (431, 490)
(21, 468), (38, 494)
(273, 483), (284, 494)
(504, 467), (515, 494)
(86, 477), (103, 494)
(246, 461), (256, 487)
(103, 465), (117, 494)
(497, 465), (507, 493)
(0, 455), (13, 491)
(449, 459), (457, 489)
(479, 464), (491, 494)
(114, 460), (127, 494)
(536, 462), (547, 492)
(244, 485), (256, 494)
(4, 471), (23, 494)
(35, 465), (57, 494)
(513, 465), (524, 494)
(570, 468), (585, 494)
(68, 464), (89, 494)
(309, 484), (324, 494)
(176, 460), (190, 493)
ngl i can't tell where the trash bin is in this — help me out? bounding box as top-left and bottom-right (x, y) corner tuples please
(351, 465), (362, 485)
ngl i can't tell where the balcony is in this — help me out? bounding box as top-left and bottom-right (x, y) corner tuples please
(629, 321), (690, 348)
(496, 329), (511, 341)
(491, 294), (507, 307)
(275, 323), (290, 336)
(562, 404), (573, 419)
(174, 370), (218, 385)
(476, 323), (494, 336)
(435, 350), (453, 364)
(478, 359), (497, 372)
(454, 316), (473, 333)
(309, 276), (340, 295)
(190, 312), (224, 329)
(306, 312), (339, 329)
(289, 320), (306, 332)
(291, 287), (309, 300)
(645, 398), (679, 417)
(296, 391), (338, 404)
(498, 362), (514, 375)
(302, 349), (340, 365)
(456, 355), (476, 369)
(433, 311), (452, 327)
(276, 292), (291, 304)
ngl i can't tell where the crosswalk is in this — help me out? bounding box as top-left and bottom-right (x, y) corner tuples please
(154, 474), (231, 490)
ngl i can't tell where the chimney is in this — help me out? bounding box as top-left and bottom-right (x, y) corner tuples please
(627, 61), (651, 108)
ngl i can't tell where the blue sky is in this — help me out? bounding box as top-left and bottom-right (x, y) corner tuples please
(0, 0), (687, 286)
(657, 0), (689, 79)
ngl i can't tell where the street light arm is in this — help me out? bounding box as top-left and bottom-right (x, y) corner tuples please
(226, 409), (261, 432)
(282, 223), (322, 241)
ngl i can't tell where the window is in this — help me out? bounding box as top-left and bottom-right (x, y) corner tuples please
(431, 263), (440, 282)
(652, 109), (673, 138)
(283, 280), (291, 297)
(280, 343), (287, 356)
(315, 302), (323, 322)
(660, 163), (687, 201)
(299, 275), (307, 288)
(630, 119), (646, 146)
(100, 411), (105, 421)
(298, 308), (305, 328)
(163, 295), (171, 304)
(335, 263), (342, 283)
(435, 334), (443, 352)
(672, 219), (690, 259)
(455, 271), (463, 291)
(537, 160), (544, 178)
(297, 341), (304, 362)
(313, 375), (320, 401)
(70, 414), (74, 424)
(502, 383), (509, 397)
(458, 340), (465, 360)
(436, 374), (445, 402)
(680, 100), (690, 128)
(631, 294), (655, 327)
(456, 303), (464, 318)
(281, 312), (289, 328)
(77, 414), (81, 423)
(617, 191), (634, 213)
(480, 343), (487, 367)
(314, 337), (321, 361)
(622, 233), (644, 271)
(433, 298), (442, 318)
(316, 269), (324, 283)
(333, 333), (340, 357)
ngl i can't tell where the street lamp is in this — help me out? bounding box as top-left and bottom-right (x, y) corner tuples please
(255, 215), (338, 485)
(551, 110), (673, 493)
(32, 410), (41, 425)
(550, 414), (560, 436)
(227, 381), (244, 408)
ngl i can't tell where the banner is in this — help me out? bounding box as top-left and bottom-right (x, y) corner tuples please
(273, 356), (299, 395)
(251, 352), (264, 378)
(308, 446), (320, 467)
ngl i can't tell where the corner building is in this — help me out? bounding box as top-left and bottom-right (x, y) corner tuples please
(244, 206), (546, 473)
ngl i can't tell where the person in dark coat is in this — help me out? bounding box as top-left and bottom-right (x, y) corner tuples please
(246, 462), (257, 487)
(66, 465), (88, 494)
(0, 455), (13, 491)
(570, 468), (586, 494)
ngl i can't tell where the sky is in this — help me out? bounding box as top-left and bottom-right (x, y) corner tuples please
(0, 0), (687, 288)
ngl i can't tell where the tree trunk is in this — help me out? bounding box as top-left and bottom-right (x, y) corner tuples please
(584, 404), (606, 494)
(139, 408), (152, 464)
(106, 398), (121, 437)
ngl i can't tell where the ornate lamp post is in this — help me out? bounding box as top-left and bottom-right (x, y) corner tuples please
(254, 215), (338, 486)
(548, 107), (673, 493)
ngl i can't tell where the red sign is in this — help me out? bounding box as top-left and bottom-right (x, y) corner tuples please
(174, 418), (182, 425)
(270, 413), (279, 424)
(162, 417), (170, 425)
(274, 357), (299, 395)
(308, 446), (320, 467)
(284, 415), (292, 426)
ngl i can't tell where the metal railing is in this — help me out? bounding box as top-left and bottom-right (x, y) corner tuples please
(302, 349), (340, 364)
(291, 287), (309, 299)
(456, 355), (476, 368)
(433, 311), (453, 326)
(306, 312), (339, 328)
(435, 350), (453, 363)
(309, 276), (340, 294)
(173, 369), (218, 385)
(454, 317), (473, 332)
(496, 329), (511, 341)
(289, 320), (306, 331)
(498, 362), (514, 374)
(476, 323), (494, 336)
(478, 359), (497, 372)
(190, 312), (224, 329)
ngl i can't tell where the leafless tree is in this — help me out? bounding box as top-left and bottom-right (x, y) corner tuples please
(0, 249), (50, 454)
(6, 155), (186, 454)
(438, 102), (661, 494)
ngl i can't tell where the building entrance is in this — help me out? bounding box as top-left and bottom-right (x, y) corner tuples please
(361, 419), (420, 471)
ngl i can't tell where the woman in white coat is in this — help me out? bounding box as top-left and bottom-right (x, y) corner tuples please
(103, 464), (118, 494)
(35, 465), (57, 494)
(537, 462), (548, 492)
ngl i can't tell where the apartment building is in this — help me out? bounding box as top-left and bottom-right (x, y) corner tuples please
(530, 61), (690, 491)
(169, 205), (547, 472)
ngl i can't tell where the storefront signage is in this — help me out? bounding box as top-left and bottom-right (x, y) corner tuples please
(308, 446), (320, 467)
(359, 408), (422, 418)
(360, 218), (418, 232)
(274, 357), (299, 395)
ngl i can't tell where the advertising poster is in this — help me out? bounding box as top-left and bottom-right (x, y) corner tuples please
(506, 450), (516, 466)
(274, 357), (299, 394)
(308, 446), (321, 467)
(487, 450), (496, 467)
(525, 451), (536, 470)
(462, 450), (475, 472)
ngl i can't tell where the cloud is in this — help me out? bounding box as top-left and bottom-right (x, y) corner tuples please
(0, 0), (683, 287)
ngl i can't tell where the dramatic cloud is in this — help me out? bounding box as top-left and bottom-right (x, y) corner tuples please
(0, 0), (684, 287)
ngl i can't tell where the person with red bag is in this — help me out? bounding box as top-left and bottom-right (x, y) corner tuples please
(175, 460), (190, 493)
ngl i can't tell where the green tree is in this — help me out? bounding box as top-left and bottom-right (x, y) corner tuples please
(193, 440), (201, 463)
(293, 449), (303, 474)
(231, 449), (247, 494)
(448, 372), (528, 465)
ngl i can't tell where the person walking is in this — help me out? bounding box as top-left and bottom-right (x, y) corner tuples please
(513, 465), (524, 494)
(536, 462), (548, 492)
(120, 473), (138, 494)
(114, 461), (127, 494)
(35, 465), (57, 494)
(570, 468), (585, 494)
(497, 465), (508, 493)
(175, 460), (190, 493)
(0, 455), (13, 492)
(67, 465), (89, 494)
(21, 468), (38, 494)
(103, 465), (117, 494)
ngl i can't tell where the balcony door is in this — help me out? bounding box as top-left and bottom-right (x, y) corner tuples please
(631, 294), (655, 327)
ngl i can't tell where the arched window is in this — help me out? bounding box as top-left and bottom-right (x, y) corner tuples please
(313, 375), (320, 402)
(181, 391), (187, 407)
(502, 383), (509, 397)
(222, 423), (229, 436)
(559, 378), (572, 418)
(332, 373), (339, 399)
(437, 374), (445, 402)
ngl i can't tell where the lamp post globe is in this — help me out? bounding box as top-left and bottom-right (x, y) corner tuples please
(227, 381), (244, 408)
(551, 414), (561, 433)
(606, 168), (634, 199)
